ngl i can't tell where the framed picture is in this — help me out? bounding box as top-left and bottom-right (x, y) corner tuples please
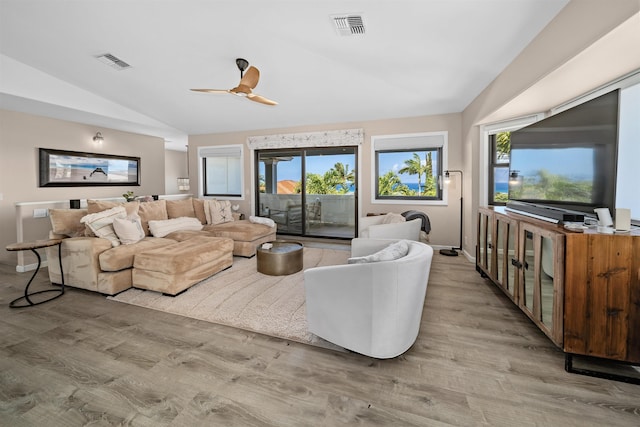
(39, 148), (140, 187)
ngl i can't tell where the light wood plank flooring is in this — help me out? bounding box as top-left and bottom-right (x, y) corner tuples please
(1, 252), (638, 426)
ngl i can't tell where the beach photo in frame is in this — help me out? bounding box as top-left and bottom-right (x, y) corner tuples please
(39, 148), (140, 187)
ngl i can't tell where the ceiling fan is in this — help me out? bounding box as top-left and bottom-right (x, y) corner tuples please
(191, 58), (278, 106)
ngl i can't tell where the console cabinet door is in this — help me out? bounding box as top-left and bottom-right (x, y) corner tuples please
(477, 209), (493, 278)
(564, 233), (640, 363)
(495, 214), (519, 302)
(518, 223), (564, 346)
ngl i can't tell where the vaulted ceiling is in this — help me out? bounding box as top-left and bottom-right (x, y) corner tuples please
(1, 0), (575, 150)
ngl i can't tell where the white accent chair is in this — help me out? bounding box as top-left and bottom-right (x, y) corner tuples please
(358, 214), (422, 241)
(304, 238), (434, 358)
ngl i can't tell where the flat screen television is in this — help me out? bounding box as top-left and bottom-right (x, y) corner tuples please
(507, 89), (619, 222)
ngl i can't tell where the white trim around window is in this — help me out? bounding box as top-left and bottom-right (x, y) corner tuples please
(198, 144), (245, 200)
(371, 131), (448, 206)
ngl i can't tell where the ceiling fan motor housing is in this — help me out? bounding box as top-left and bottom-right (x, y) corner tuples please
(236, 58), (249, 73)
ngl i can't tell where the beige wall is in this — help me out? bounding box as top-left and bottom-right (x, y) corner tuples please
(164, 148), (189, 195)
(189, 113), (463, 248)
(0, 109), (166, 266)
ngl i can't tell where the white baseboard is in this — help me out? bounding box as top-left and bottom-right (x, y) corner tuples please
(16, 260), (48, 273)
(431, 244), (475, 263)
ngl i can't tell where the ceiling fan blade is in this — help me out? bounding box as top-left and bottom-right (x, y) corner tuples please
(240, 66), (260, 89)
(190, 88), (230, 94)
(248, 93), (278, 106)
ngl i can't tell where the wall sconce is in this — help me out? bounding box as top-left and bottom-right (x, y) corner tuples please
(93, 132), (104, 144)
(177, 177), (190, 191)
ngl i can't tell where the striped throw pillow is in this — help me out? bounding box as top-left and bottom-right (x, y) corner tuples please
(80, 206), (127, 247)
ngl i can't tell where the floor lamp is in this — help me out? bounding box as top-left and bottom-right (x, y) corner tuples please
(440, 169), (463, 257)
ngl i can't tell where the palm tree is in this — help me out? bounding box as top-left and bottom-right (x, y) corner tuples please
(496, 131), (511, 161)
(305, 173), (334, 194)
(398, 153), (425, 194)
(422, 152), (436, 196)
(378, 171), (412, 196)
(331, 162), (355, 193)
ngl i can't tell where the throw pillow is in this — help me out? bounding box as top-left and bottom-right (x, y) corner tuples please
(80, 206), (127, 247)
(49, 208), (88, 237)
(347, 240), (410, 264)
(87, 199), (140, 216)
(138, 199), (168, 235)
(85, 200), (140, 237)
(207, 200), (234, 224)
(382, 212), (406, 224)
(112, 215), (145, 245)
(148, 217), (203, 238)
(248, 215), (276, 228)
(166, 198), (196, 219)
(192, 198), (208, 225)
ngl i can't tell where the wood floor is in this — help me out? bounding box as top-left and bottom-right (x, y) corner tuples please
(1, 252), (639, 426)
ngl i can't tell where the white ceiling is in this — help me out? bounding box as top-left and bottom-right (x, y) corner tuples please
(0, 0), (571, 150)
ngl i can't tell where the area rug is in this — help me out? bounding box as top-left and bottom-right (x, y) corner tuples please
(107, 247), (350, 350)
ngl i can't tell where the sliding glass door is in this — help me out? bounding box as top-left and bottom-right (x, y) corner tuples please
(257, 150), (303, 234)
(256, 147), (357, 239)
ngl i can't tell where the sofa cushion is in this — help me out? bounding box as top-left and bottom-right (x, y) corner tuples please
(348, 240), (410, 264)
(203, 220), (273, 241)
(99, 237), (176, 271)
(192, 198), (208, 225)
(163, 230), (206, 242)
(133, 236), (234, 275)
(49, 208), (88, 237)
(87, 199), (140, 216)
(148, 217), (203, 237)
(166, 198), (196, 219)
(81, 206), (127, 247)
(138, 199), (168, 235)
(113, 215), (145, 245)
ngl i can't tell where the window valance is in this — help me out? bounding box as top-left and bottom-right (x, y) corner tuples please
(247, 128), (364, 150)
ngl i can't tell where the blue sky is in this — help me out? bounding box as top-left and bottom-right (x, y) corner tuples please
(510, 147), (595, 181)
(260, 151), (439, 184)
(378, 151), (439, 184)
(263, 147), (592, 186)
(261, 154), (357, 182)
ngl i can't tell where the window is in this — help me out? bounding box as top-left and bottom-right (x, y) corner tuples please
(489, 131), (511, 205)
(199, 145), (243, 198)
(482, 115), (543, 207)
(371, 132), (446, 203)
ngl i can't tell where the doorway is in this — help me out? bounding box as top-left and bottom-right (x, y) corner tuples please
(256, 147), (357, 239)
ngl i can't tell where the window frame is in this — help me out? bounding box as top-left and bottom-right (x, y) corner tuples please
(371, 131), (447, 205)
(488, 132), (511, 206)
(199, 144), (244, 199)
(481, 115), (544, 207)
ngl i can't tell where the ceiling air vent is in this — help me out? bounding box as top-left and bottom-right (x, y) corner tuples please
(95, 53), (131, 70)
(332, 14), (365, 36)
